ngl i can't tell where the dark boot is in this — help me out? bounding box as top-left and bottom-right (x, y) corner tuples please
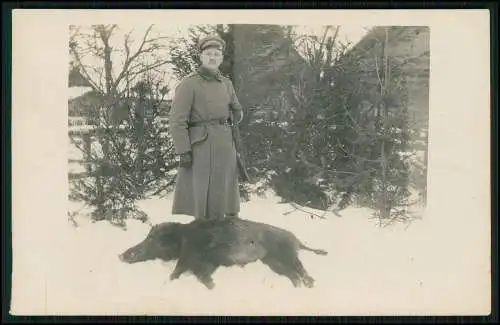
(225, 213), (239, 219)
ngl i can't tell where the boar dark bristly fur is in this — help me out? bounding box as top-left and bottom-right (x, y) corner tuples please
(119, 217), (328, 290)
(119, 222), (184, 263)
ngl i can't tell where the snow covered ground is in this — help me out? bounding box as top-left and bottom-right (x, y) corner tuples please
(10, 189), (490, 316)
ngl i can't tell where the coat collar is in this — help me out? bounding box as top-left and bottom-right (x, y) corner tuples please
(197, 66), (223, 82)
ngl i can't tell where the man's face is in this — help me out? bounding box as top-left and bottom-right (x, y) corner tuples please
(200, 48), (224, 71)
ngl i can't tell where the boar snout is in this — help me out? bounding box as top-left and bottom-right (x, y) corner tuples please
(119, 245), (144, 263)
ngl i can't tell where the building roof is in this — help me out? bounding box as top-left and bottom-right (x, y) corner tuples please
(342, 26), (429, 61)
(68, 66), (92, 88)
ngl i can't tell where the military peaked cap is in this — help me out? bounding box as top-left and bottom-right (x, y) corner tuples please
(198, 35), (226, 53)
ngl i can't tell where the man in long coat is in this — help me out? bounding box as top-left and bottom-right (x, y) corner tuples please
(169, 35), (244, 220)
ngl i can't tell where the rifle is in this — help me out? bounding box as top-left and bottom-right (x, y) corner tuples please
(230, 111), (251, 183)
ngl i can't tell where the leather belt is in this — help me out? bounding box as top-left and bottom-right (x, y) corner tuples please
(188, 118), (232, 128)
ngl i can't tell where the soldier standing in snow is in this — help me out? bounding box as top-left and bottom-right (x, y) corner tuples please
(169, 35), (244, 220)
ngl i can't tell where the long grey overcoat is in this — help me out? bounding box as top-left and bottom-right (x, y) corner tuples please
(169, 68), (243, 220)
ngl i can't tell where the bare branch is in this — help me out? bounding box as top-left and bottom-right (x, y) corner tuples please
(151, 174), (178, 196)
(324, 26), (340, 68)
(113, 25), (155, 89)
(81, 64), (104, 78)
(283, 202), (327, 219)
(331, 26), (340, 43)
(123, 31), (132, 69)
(374, 50), (384, 92)
(123, 59), (173, 86)
(70, 45), (104, 94)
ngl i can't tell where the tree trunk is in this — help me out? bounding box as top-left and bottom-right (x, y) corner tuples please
(379, 27), (390, 220)
(100, 29), (114, 95)
(96, 25), (116, 216)
(135, 96), (146, 191)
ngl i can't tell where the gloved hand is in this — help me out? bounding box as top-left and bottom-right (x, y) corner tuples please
(233, 110), (244, 124)
(179, 151), (192, 168)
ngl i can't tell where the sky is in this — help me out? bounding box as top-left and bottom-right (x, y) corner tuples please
(69, 24), (372, 100)
(99, 23), (372, 44)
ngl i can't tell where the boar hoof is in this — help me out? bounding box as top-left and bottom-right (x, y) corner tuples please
(291, 278), (302, 288)
(202, 279), (215, 290)
(303, 276), (315, 288)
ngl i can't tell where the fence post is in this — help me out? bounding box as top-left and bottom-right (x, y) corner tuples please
(83, 132), (92, 173)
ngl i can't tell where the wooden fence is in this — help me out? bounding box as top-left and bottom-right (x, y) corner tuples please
(68, 117), (169, 180)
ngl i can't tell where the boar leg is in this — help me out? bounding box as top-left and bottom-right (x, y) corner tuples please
(290, 255), (315, 288)
(275, 242), (317, 288)
(277, 247), (316, 288)
(170, 239), (194, 281)
(261, 255), (302, 287)
(170, 257), (189, 281)
(192, 261), (219, 290)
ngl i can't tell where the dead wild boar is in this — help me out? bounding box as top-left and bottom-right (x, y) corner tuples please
(119, 217), (328, 290)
